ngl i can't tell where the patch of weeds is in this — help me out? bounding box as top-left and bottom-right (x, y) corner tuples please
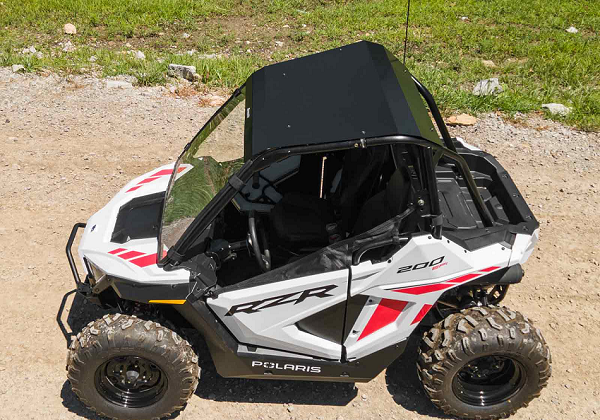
(0, 0), (598, 129)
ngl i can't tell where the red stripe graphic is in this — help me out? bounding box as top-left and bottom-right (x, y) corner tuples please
(152, 167), (185, 177)
(127, 166), (187, 193)
(394, 266), (501, 295)
(137, 177), (160, 185)
(117, 250), (145, 260)
(109, 248), (159, 268)
(394, 282), (454, 295)
(358, 299), (408, 340)
(151, 169), (173, 177)
(129, 253), (158, 267)
(411, 304), (433, 325)
(447, 273), (479, 284)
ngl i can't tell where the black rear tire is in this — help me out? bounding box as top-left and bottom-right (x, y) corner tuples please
(417, 305), (551, 420)
(67, 313), (199, 420)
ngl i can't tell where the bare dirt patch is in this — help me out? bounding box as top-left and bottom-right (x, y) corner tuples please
(0, 68), (599, 420)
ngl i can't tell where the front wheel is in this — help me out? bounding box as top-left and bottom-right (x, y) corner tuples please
(67, 314), (199, 420)
(417, 305), (551, 420)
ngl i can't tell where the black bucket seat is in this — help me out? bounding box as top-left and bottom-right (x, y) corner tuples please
(270, 147), (389, 246)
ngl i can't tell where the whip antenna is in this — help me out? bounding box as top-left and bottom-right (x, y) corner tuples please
(403, 0), (411, 64)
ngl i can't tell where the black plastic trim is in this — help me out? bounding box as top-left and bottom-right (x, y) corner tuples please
(455, 145), (539, 233)
(296, 301), (346, 344)
(111, 192), (164, 244)
(471, 264), (524, 286)
(108, 277), (193, 303)
(343, 295), (370, 342)
(226, 340), (407, 382)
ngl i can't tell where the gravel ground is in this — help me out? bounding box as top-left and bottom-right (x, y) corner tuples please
(0, 67), (599, 420)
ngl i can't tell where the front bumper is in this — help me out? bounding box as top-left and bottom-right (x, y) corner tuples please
(66, 222), (91, 295)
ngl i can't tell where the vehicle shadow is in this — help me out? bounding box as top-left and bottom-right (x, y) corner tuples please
(61, 380), (105, 420)
(61, 380), (185, 420)
(384, 334), (451, 419)
(56, 289), (108, 348)
(59, 291), (112, 420)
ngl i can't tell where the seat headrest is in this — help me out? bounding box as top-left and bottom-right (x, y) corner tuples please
(385, 169), (409, 215)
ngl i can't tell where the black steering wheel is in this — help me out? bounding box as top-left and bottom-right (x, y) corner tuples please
(248, 211), (271, 272)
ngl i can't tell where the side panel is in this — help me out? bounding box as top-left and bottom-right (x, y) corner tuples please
(345, 234), (513, 360)
(177, 299), (406, 383)
(208, 269), (349, 359)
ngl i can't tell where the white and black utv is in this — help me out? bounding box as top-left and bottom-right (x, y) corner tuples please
(66, 41), (550, 420)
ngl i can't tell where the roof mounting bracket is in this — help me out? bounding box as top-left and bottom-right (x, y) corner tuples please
(228, 175), (245, 191)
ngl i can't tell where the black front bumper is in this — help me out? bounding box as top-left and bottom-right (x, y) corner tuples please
(66, 222), (91, 295)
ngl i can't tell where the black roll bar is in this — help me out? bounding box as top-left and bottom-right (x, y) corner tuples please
(422, 147), (444, 238)
(411, 75), (457, 153)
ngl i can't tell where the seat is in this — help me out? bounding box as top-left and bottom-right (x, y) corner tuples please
(270, 193), (333, 246)
(352, 169), (411, 234)
(336, 147), (389, 233)
(270, 147), (390, 247)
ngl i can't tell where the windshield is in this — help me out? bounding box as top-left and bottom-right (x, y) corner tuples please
(159, 87), (246, 253)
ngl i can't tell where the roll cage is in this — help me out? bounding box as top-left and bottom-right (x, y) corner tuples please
(159, 76), (495, 269)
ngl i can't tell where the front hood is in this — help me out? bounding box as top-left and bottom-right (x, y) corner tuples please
(77, 163), (191, 284)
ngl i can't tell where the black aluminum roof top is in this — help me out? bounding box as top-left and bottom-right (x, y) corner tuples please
(243, 41), (440, 159)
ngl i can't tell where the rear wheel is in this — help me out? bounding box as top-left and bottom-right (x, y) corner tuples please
(417, 306), (551, 419)
(67, 313), (199, 420)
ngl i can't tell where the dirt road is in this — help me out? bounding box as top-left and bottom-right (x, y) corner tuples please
(0, 68), (598, 420)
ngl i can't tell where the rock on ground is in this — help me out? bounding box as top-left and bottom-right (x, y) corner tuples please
(168, 64), (198, 82)
(199, 93), (227, 107)
(446, 113), (477, 126)
(542, 103), (572, 116)
(63, 23), (77, 34)
(106, 80), (133, 89)
(11, 64), (25, 73)
(473, 78), (503, 96)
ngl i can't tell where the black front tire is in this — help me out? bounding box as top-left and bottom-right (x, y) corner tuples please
(67, 313), (199, 420)
(417, 305), (551, 420)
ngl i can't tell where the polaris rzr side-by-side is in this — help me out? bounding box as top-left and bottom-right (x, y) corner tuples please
(65, 41), (550, 420)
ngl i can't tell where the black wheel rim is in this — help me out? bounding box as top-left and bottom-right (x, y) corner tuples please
(452, 355), (526, 406)
(95, 355), (168, 408)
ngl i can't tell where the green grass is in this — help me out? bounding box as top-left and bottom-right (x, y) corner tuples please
(1, 0), (598, 130)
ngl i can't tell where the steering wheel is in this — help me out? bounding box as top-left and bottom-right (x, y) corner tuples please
(248, 211), (271, 272)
